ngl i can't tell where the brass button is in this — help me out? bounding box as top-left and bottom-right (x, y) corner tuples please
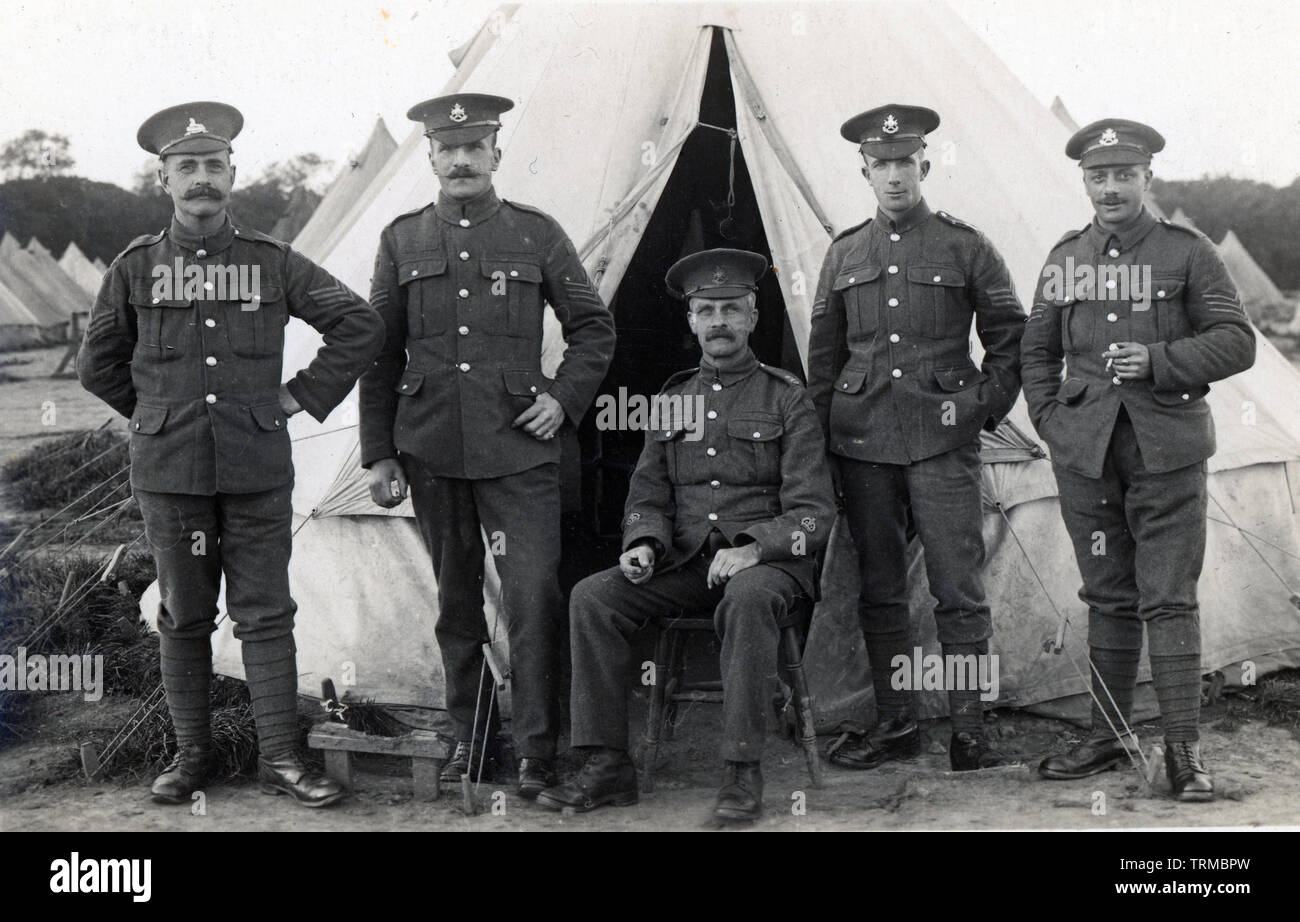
(708, 513), (718, 521)
(411, 270), (418, 277)
(889, 333), (900, 343)
(1107, 312), (1118, 322)
(196, 248), (207, 258)
(890, 233), (900, 242)
(459, 251), (469, 260)
(710, 480), (720, 489)
(205, 393), (217, 404)
(459, 362), (471, 372)
(510, 270), (518, 278)
(933, 274), (941, 282)
(1112, 375), (1121, 385)
(891, 368), (902, 378)
(529, 385), (537, 393)
(841, 382), (849, 390)
(888, 297), (899, 307)
(458, 288), (469, 298)
(203, 281), (214, 292)
(848, 277), (855, 284)
(205, 356), (216, 366)
(888, 265), (898, 274)
(459, 218), (470, 227)
(706, 447), (717, 456)
(1181, 393), (1190, 400)
(1105, 279), (1116, 290)
(711, 383), (722, 391)
(1157, 289), (1166, 297)
(152, 297), (160, 304)
(458, 326), (469, 335)
(205, 318), (216, 328)
(1108, 248), (1120, 258)
(752, 431), (762, 438)
(706, 410), (717, 420)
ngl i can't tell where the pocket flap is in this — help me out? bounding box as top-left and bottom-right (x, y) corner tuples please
(1151, 383), (1209, 406)
(1057, 378), (1088, 404)
(503, 368), (551, 396)
(934, 365), (986, 392)
(481, 258), (542, 284)
(129, 403), (168, 434)
(249, 403), (287, 431)
(1150, 279), (1185, 301)
(396, 369), (425, 396)
(397, 255), (448, 284)
(727, 416), (784, 442)
(832, 265), (881, 291)
(651, 427), (687, 442)
(908, 266), (966, 287)
(834, 366), (869, 394)
(241, 282), (284, 308)
(128, 285), (188, 308)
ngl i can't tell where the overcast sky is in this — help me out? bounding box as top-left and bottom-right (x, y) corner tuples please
(1, 0), (1296, 190)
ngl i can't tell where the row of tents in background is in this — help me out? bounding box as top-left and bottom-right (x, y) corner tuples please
(0, 117), (398, 355)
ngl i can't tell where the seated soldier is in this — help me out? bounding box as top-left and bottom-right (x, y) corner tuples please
(537, 249), (836, 823)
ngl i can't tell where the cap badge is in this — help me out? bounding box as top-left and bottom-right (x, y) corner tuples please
(1099, 127), (1119, 146)
(882, 114), (899, 134)
(185, 118), (207, 135)
(711, 267), (728, 285)
(449, 103), (468, 123)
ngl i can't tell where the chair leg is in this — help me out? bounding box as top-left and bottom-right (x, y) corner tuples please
(781, 626), (823, 788)
(642, 625), (672, 794)
(662, 629), (688, 741)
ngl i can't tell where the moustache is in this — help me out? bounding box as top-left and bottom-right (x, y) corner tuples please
(185, 188), (223, 200)
(706, 330), (734, 341)
(447, 170), (480, 179)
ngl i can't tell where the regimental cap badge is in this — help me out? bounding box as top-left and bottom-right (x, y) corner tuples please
(712, 266), (729, 285)
(449, 103), (468, 123)
(1098, 127), (1119, 146)
(136, 101), (243, 156)
(882, 114), (899, 134)
(185, 117), (207, 135)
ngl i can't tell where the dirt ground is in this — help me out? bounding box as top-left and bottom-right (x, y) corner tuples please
(2, 343), (1300, 831)
(1, 688), (1298, 832)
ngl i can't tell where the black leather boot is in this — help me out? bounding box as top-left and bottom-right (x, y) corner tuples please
(259, 752), (348, 807)
(535, 748), (638, 813)
(1039, 729), (1139, 780)
(949, 731), (1017, 771)
(826, 716), (920, 770)
(517, 758), (557, 800)
(440, 739), (500, 784)
(1165, 740), (1214, 802)
(714, 761), (763, 822)
(150, 746), (214, 805)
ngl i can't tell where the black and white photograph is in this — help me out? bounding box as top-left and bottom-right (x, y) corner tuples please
(0, 0), (1295, 876)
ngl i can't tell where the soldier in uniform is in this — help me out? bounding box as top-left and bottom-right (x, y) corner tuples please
(1023, 120), (1255, 800)
(807, 105), (1026, 771)
(359, 94), (615, 799)
(537, 249), (835, 823)
(78, 102), (384, 806)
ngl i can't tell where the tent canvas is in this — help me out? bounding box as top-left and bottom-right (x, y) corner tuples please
(291, 118), (398, 261)
(0, 234), (73, 334)
(58, 241), (104, 297)
(141, 2), (1300, 731)
(23, 237), (93, 320)
(1218, 229), (1286, 308)
(270, 186), (321, 243)
(0, 277), (47, 350)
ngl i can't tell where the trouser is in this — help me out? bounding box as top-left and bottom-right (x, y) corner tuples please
(135, 485), (300, 757)
(569, 555), (799, 763)
(836, 440), (991, 725)
(405, 458), (563, 760)
(1052, 408), (1206, 738)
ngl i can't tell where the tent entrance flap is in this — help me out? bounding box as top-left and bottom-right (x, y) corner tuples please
(582, 28), (802, 546)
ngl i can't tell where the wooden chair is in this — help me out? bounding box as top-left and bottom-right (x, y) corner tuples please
(640, 591), (824, 791)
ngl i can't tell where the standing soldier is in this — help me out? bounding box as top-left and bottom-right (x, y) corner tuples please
(807, 104), (1026, 771)
(1024, 120), (1255, 800)
(538, 249), (835, 823)
(78, 102), (384, 806)
(359, 94), (615, 799)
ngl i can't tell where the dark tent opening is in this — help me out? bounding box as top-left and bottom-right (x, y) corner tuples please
(561, 28), (804, 585)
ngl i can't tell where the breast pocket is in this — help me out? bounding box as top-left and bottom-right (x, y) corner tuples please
(226, 282), (286, 359)
(727, 414), (784, 483)
(651, 425), (688, 483)
(1149, 279), (1189, 342)
(480, 256), (543, 337)
(398, 254), (449, 340)
(129, 283), (191, 362)
(907, 266), (967, 338)
(832, 265), (882, 341)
